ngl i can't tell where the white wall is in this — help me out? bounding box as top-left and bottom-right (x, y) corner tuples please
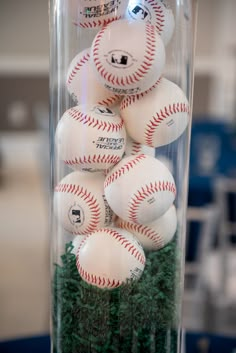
(0, 0), (49, 56)
(194, 0), (236, 120)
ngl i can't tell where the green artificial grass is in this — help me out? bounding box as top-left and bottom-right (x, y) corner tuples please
(52, 234), (181, 353)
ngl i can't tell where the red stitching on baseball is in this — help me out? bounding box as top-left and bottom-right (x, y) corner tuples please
(74, 15), (122, 28)
(63, 154), (121, 168)
(67, 52), (120, 107)
(76, 228), (145, 288)
(68, 107), (124, 132)
(67, 52), (90, 85)
(129, 141), (143, 155)
(104, 154), (147, 188)
(144, 0), (165, 34)
(92, 22), (156, 87)
(97, 94), (120, 107)
(102, 228), (145, 265)
(120, 78), (162, 111)
(117, 219), (163, 247)
(144, 102), (190, 147)
(54, 183), (101, 234)
(128, 181), (176, 223)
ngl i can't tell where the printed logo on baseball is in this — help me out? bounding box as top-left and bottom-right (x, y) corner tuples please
(55, 104), (126, 172)
(120, 78), (190, 148)
(69, 0), (129, 28)
(66, 48), (121, 107)
(116, 204), (177, 251)
(54, 171), (114, 235)
(76, 227), (146, 289)
(91, 19), (166, 95)
(104, 154), (176, 224)
(125, 0), (175, 46)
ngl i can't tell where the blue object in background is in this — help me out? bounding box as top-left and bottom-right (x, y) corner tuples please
(0, 333), (235, 353)
(190, 118), (235, 178)
(187, 118), (236, 259)
(0, 335), (50, 353)
(185, 332), (236, 353)
(188, 118), (236, 208)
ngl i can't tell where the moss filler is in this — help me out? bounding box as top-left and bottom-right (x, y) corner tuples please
(52, 234), (181, 353)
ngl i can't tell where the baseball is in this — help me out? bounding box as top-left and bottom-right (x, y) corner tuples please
(156, 154), (174, 174)
(55, 104), (126, 172)
(76, 227), (146, 289)
(69, 0), (129, 28)
(125, 0), (175, 46)
(120, 77), (190, 148)
(53, 171), (114, 235)
(116, 204), (177, 251)
(72, 235), (86, 255)
(104, 153), (176, 224)
(66, 48), (121, 106)
(125, 134), (155, 157)
(91, 19), (166, 95)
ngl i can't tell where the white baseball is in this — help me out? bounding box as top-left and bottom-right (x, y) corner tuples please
(120, 78), (190, 148)
(125, 134), (155, 157)
(156, 155), (174, 174)
(125, 0), (175, 46)
(54, 171), (114, 235)
(72, 235), (86, 255)
(116, 204), (177, 251)
(104, 154), (176, 224)
(55, 104), (126, 172)
(76, 227), (146, 288)
(66, 48), (121, 106)
(69, 0), (129, 28)
(91, 19), (166, 95)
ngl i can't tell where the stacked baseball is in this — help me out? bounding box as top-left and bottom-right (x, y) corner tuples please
(53, 0), (190, 289)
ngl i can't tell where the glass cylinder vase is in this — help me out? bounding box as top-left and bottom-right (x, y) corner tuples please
(49, 1), (198, 352)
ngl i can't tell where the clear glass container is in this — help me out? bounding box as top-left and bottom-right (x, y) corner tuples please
(49, 0), (198, 352)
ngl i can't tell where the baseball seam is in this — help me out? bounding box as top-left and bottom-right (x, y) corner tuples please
(128, 141), (143, 155)
(104, 154), (147, 188)
(148, 1), (165, 34)
(76, 234), (122, 288)
(92, 23), (156, 87)
(144, 102), (190, 146)
(117, 219), (163, 247)
(55, 183), (101, 234)
(120, 77), (162, 111)
(68, 107), (124, 132)
(128, 0), (165, 34)
(67, 52), (90, 85)
(73, 16), (122, 29)
(64, 154), (121, 168)
(78, 267), (122, 288)
(128, 180), (176, 223)
(76, 228), (145, 288)
(97, 95), (121, 107)
(67, 52), (120, 107)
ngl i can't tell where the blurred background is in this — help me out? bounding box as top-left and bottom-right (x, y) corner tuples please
(0, 0), (236, 348)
